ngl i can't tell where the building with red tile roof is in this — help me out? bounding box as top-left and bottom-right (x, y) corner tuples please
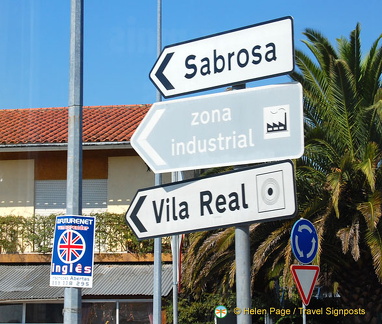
(0, 104), (151, 146)
(0, 105), (174, 322)
(0, 104), (172, 218)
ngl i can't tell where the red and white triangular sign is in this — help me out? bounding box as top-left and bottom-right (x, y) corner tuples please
(290, 265), (320, 306)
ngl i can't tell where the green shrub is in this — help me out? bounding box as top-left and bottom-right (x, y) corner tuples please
(0, 213), (171, 254)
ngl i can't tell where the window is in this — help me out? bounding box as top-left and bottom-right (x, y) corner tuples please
(82, 301), (153, 324)
(119, 302), (152, 324)
(26, 304), (63, 323)
(0, 301), (152, 324)
(35, 179), (107, 215)
(82, 303), (116, 324)
(0, 304), (22, 323)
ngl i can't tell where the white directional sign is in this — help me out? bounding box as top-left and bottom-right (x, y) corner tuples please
(125, 160), (297, 239)
(150, 16), (294, 98)
(131, 82), (303, 173)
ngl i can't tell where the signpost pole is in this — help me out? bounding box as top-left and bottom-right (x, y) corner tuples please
(171, 234), (179, 324)
(143, 18), (299, 324)
(153, 217), (162, 324)
(231, 85), (252, 324)
(235, 225), (252, 324)
(303, 303), (306, 324)
(153, 1), (162, 324)
(64, 0), (83, 323)
(171, 171), (183, 324)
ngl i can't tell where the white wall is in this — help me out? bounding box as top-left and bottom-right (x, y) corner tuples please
(108, 156), (155, 214)
(108, 156), (172, 213)
(0, 160), (34, 216)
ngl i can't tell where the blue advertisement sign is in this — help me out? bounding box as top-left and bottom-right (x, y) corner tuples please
(290, 218), (318, 264)
(50, 215), (96, 288)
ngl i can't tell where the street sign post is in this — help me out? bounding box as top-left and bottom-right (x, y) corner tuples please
(290, 265), (320, 306)
(50, 215), (96, 288)
(132, 82), (303, 173)
(150, 16), (294, 98)
(291, 219), (320, 307)
(125, 160), (297, 239)
(291, 218), (318, 264)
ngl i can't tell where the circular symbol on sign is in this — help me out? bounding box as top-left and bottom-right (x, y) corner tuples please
(261, 178), (280, 205)
(290, 219), (318, 264)
(57, 230), (86, 264)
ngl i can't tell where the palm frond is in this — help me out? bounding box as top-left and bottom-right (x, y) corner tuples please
(357, 191), (382, 229)
(251, 221), (292, 276)
(336, 219), (360, 261)
(327, 168), (343, 218)
(361, 33), (382, 104)
(355, 142), (381, 191)
(337, 23), (362, 89)
(365, 228), (382, 281)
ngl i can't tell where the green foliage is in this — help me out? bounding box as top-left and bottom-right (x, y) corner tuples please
(165, 293), (236, 324)
(92, 212), (171, 254)
(0, 213), (171, 254)
(25, 214), (57, 253)
(0, 215), (26, 253)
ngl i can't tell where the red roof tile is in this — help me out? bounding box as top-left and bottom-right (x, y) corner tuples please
(0, 105), (151, 145)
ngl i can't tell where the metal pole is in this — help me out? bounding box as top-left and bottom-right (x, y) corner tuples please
(232, 84), (252, 324)
(302, 303), (306, 324)
(171, 172), (183, 324)
(235, 225), (252, 324)
(153, 231), (162, 324)
(64, 0), (83, 323)
(156, 0), (162, 104)
(171, 234), (179, 324)
(153, 1), (163, 324)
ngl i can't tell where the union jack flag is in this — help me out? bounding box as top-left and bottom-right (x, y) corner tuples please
(58, 230), (86, 263)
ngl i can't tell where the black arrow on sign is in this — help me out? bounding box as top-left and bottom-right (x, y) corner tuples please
(129, 195), (148, 233)
(155, 52), (175, 90)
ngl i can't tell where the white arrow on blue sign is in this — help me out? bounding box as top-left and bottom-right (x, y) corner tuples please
(290, 219), (318, 264)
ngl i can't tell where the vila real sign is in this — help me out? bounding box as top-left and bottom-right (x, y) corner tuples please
(126, 161), (297, 239)
(50, 215), (96, 288)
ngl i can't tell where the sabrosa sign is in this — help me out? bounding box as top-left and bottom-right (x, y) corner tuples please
(150, 16), (294, 98)
(50, 215), (96, 288)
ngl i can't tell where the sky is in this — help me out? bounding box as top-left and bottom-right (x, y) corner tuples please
(0, 0), (381, 110)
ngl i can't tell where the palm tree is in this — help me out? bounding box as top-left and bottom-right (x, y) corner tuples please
(289, 24), (382, 323)
(182, 24), (382, 323)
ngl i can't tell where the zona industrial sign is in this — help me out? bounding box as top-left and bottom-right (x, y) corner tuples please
(125, 160), (297, 239)
(150, 16), (294, 98)
(131, 82), (303, 173)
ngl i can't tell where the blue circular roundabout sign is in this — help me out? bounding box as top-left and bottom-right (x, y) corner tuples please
(290, 219), (318, 264)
